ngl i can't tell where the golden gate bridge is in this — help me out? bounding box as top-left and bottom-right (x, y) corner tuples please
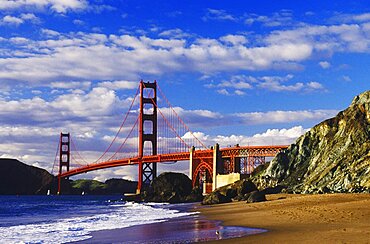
(53, 80), (288, 194)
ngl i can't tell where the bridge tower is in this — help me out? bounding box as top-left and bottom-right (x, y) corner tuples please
(137, 80), (157, 193)
(58, 132), (70, 194)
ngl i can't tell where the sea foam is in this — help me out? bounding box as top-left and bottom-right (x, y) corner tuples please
(0, 201), (196, 244)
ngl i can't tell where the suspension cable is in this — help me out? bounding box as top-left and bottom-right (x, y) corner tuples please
(156, 83), (207, 149)
(108, 114), (140, 161)
(51, 137), (60, 175)
(70, 152), (86, 167)
(94, 85), (140, 163)
(70, 138), (89, 165)
(142, 83), (191, 149)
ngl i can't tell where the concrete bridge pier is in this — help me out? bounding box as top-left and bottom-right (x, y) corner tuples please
(189, 146), (195, 181)
(212, 143), (222, 191)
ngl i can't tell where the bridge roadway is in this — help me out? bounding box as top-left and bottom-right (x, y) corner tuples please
(60, 145), (288, 178)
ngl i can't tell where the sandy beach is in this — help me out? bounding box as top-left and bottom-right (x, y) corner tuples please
(199, 193), (370, 243)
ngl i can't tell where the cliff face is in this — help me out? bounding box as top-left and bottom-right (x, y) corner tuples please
(265, 91), (370, 193)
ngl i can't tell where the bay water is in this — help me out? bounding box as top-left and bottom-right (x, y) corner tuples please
(0, 195), (195, 243)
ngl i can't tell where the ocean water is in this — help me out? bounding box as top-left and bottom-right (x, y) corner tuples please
(0, 195), (196, 243)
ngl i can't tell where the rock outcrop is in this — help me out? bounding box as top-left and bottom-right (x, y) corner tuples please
(202, 191), (231, 205)
(142, 172), (203, 203)
(245, 191), (267, 203)
(202, 179), (266, 204)
(265, 90), (370, 193)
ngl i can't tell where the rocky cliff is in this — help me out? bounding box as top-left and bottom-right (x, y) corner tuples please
(265, 90), (370, 193)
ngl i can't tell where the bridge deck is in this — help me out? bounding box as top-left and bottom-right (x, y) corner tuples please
(59, 145), (288, 178)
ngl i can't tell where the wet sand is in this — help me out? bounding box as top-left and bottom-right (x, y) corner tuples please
(200, 193), (370, 243)
(77, 204), (265, 243)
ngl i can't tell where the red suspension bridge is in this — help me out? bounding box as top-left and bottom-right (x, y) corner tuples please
(53, 80), (288, 194)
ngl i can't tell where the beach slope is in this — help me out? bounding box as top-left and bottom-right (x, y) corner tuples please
(200, 193), (370, 243)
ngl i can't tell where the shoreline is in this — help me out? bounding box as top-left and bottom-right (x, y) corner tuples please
(198, 193), (370, 243)
(75, 202), (265, 243)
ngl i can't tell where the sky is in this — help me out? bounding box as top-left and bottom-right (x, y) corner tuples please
(0, 0), (369, 181)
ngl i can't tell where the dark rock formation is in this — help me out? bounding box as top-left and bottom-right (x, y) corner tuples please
(202, 191), (231, 205)
(202, 179), (260, 204)
(142, 172), (202, 203)
(237, 179), (258, 195)
(245, 191), (266, 203)
(185, 186), (204, 202)
(260, 185), (287, 195)
(265, 90), (370, 193)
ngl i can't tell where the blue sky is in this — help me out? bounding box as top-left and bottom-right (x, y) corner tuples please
(0, 0), (369, 180)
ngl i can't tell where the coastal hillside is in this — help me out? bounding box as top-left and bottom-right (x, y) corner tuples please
(0, 158), (137, 195)
(265, 90), (370, 193)
(0, 158), (54, 194)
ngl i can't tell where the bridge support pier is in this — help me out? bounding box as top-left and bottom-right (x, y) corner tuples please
(189, 146), (195, 180)
(58, 132), (70, 194)
(137, 80), (157, 193)
(212, 143), (222, 191)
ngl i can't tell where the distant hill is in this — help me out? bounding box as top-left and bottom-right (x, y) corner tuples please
(71, 178), (137, 195)
(0, 158), (55, 194)
(0, 158), (137, 195)
(264, 90), (370, 193)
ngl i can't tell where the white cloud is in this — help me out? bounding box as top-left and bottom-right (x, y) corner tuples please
(203, 9), (237, 22)
(49, 81), (91, 90)
(253, 126), (306, 139)
(343, 75), (352, 82)
(0, 32), (318, 83)
(158, 28), (192, 39)
(319, 61), (331, 69)
(73, 19), (84, 25)
(51, 87), (121, 117)
(216, 80), (252, 90)
(217, 89), (230, 96)
(186, 126), (307, 149)
(244, 10), (294, 27)
(1, 13), (40, 26)
(207, 74), (325, 95)
(0, 0), (88, 13)
(20, 13), (40, 22)
(98, 81), (138, 90)
(353, 13), (370, 22)
(41, 28), (61, 37)
(0, 126), (55, 137)
(266, 23), (370, 53)
(220, 35), (248, 45)
(307, 81), (324, 90)
(234, 90), (245, 96)
(1, 15), (23, 26)
(331, 12), (370, 23)
(235, 110), (338, 125)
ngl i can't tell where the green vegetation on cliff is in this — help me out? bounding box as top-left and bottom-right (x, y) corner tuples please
(71, 178), (137, 195)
